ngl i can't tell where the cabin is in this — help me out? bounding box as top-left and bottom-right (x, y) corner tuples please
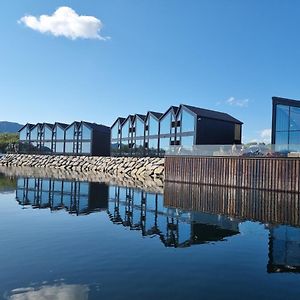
(145, 111), (163, 156)
(111, 103), (242, 156)
(272, 96), (300, 151)
(65, 121), (110, 156)
(111, 117), (125, 156)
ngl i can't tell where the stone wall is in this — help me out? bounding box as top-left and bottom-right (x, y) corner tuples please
(0, 154), (164, 180)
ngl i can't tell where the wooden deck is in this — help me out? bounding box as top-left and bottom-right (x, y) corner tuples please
(165, 156), (300, 192)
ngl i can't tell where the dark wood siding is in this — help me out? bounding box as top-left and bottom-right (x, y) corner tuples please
(196, 118), (240, 145)
(165, 156), (300, 192)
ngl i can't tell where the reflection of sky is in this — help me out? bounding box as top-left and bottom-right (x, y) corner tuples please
(8, 283), (89, 300)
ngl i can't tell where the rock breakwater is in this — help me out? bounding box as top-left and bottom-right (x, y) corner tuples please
(0, 154), (165, 179)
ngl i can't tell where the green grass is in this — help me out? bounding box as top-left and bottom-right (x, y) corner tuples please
(0, 133), (19, 153)
(0, 176), (16, 191)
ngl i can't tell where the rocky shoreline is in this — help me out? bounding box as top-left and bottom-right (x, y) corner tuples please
(0, 154), (165, 180)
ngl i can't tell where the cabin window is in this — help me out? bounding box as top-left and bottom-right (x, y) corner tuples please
(181, 109), (195, 133)
(234, 124), (241, 141)
(111, 123), (119, 139)
(66, 125), (75, 140)
(44, 127), (52, 140)
(121, 119), (130, 139)
(160, 113), (171, 134)
(135, 118), (144, 137)
(149, 116), (159, 136)
(19, 128), (27, 140)
(56, 127), (65, 140)
(82, 124), (91, 140)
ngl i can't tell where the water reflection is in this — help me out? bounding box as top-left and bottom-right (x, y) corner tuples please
(108, 186), (240, 247)
(16, 178), (108, 215)
(14, 176), (300, 273)
(268, 225), (300, 273)
(7, 283), (89, 300)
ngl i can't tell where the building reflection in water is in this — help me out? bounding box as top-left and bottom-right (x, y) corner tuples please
(164, 181), (300, 273)
(16, 177), (108, 215)
(107, 185), (240, 248)
(15, 177), (300, 272)
(268, 225), (300, 273)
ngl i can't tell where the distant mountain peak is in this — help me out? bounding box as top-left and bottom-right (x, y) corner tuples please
(0, 121), (23, 133)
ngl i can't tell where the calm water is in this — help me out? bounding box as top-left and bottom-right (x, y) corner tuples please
(0, 172), (300, 300)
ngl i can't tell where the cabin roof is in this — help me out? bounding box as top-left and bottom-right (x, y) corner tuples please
(146, 111), (163, 120)
(181, 104), (243, 124)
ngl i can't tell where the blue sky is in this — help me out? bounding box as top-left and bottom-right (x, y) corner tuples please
(0, 0), (300, 142)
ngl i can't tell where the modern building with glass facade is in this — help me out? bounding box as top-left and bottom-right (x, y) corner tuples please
(19, 121), (110, 156)
(272, 96), (300, 150)
(111, 104), (243, 156)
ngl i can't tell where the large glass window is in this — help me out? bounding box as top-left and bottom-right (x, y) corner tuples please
(66, 125), (75, 140)
(290, 107), (300, 131)
(181, 109), (195, 133)
(55, 142), (64, 153)
(159, 137), (170, 153)
(30, 127), (38, 140)
(135, 139), (144, 155)
(120, 140), (130, 154)
(19, 128), (27, 140)
(149, 138), (158, 149)
(121, 119), (130, 139)
(65, 142), (74, 153)
(43, 142), (52, 152)
(135, 118), (144, 138)
(181, 135), (194, 147)
(149, 116), (159, 136)
(160, 113), (171, 135)
(56, 127), (65, 140)
(81, 142), (91, 154)
(275, 131), (288, 146)
(82, 124), (91, 140)
(276, 105), (289, 132)
(289, 132), (300, 145)
(111, 123), (119, 139)
(44, 127), (52, 140)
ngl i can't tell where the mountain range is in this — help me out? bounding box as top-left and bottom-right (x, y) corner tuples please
(0, 121), (23, 133)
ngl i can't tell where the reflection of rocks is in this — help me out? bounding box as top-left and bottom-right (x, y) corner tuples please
(0, 166), (164, 194)
(8, 283), (89, 300)
(0, 154), (165, 179)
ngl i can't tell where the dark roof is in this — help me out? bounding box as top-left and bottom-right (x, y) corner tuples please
(18, 123), (34, 132)
(121, 115), (134, 125)
(135, 114), (146, 121)
(65, 121), (81, 131)
(181, 104), (243, 124)
(111, 117), (126, 128)
(160, 106), (179, 119)
(82, 121), (110, 132)
(43, 123), (54, 129)
(272, 96), (300, 107)
(54, 122), (69, 129)
(147, 111), (163, 120)
(31, 123), (43, 130)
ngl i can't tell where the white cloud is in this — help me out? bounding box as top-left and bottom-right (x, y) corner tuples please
(260, 128), (271, 142)
(18, 6), (109, 40)
(226, 97), (249, 107)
